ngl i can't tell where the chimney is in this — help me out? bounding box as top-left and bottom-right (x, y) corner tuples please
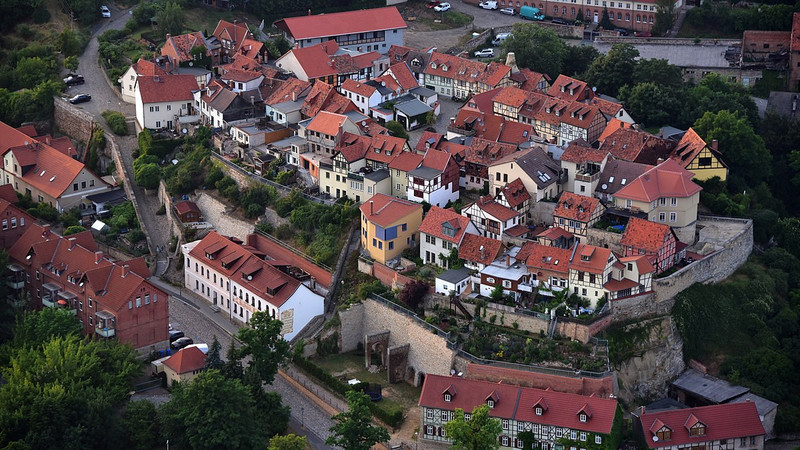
(505, 52), (519, 74)
(710, 139), (718, 151)
(42, 224), (51, 237)
(308, 8), (312, 15)
(121, 264), (130, 278)
(166, 33), (171, 40)
(292, 90), (297, 102)
(369, 200), (374, 216)
(506, 254), (510, 267)
(656, 157), (664, 164)
(94, 251), (103, 264)
(68, 237), (77, 250)
(310, 276), (316, 290)
(479, 245), (485, 260)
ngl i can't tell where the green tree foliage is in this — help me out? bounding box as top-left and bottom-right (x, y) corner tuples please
(64, 56), (79, 72)
(632, 58), (684, 88)
(64, 225), (87, 236)
(109, 201), (138, 230)
(71, 0), (104, 24)
(0, 80), (61, 126)
(758, 112), (800, 215)
(443, 404), (502, 450)
(693, 110), (771, 188)
(123, 401), (160, 450)
(58, 30), (88, 57)
(0, 0), (41, 32)
(134, 163), (161, 189)
(205, 335), (224, 371)
(223, 339), (244, 380)
(158, 370), (270, 450)
(685, 1), (794, 35)
(326, 390), (390, 450)
(651, 0), (675, 36)
(243, 368), (291, 437)
(268, 434), (307, 450)
(7, 307), (82, 352)
(26, 202), (58, 221)
(14, 57), (57, 90)
(102, 110), (129, 136)
(618, 82), (681, 126)
(385, 120), (408, 140)
(157, 1), (185, 38)
(236, 312), (290, 385)
(584, 43), (639, 97)
(490, 284), (504, 302)
(563, 45), (600, 78)
(600, 7), (613, 30)
(502, 23), (567, 80)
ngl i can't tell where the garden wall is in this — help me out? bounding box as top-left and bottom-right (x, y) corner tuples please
(586, 228), (624, 254)
(53, 97), (94, 150)
(338, 295), (456, 386)
(157, 181), (184, 240)
(425, 295), (550, 336)
(358, 258), (415, 290)
(555, 312), (613, 343)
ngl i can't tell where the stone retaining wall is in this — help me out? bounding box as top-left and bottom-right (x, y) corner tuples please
(158, 181), (184, 240)
(107, 136), (154, 257)
(596, 37), (740, 46)
(53, 97), (94, 148)
(586, 227), (624, 254)
(425, 295), (550, 335)
(555, 312), (613, 342)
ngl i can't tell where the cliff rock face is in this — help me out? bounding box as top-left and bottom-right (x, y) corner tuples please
(615, 316), (685, 404)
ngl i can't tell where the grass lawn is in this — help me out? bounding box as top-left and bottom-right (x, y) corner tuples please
(182, 6), (261, 36)
(417, 10), (473, 31)
(314, 352), (423, 411)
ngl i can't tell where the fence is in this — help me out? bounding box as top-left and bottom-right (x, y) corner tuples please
(211, 152), (336, 206)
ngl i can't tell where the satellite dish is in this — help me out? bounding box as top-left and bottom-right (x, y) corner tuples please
(182, 128), (188, 134)
(601, 183), (608, 189)
(592, 86), (597, 92)
(361, 121), (367, 126)
(189, 61), (193, 67)
(653, 437), (659, 442)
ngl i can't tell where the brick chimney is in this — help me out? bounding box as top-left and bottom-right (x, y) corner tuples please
(94, 251), (104, 264)
(42, 224), (51, 237)
(121, 264), (130, 278)
(68, 237), (77, 250)
(369, 200), (374, 216)
(710, 139), (719, 151)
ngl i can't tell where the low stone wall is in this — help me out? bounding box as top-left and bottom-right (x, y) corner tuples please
(426, 295), (550, 336)
(157, 181), (184, 240)
(596, 37), (740, 46)
(585, 228), (624, 254)
(53, 97), (94, 149)
(338, 296), (456, 386)
(555, 312), (613, 342)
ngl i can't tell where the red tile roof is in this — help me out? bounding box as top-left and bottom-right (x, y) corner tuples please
(174, 200), (200, 215)
(221, 68), (263, 83)
(523, 243), (572, 275)
(599, 127), (675, 164)
(421, 148), (451, 171)
(614, 159), (702, 203)
(621, 217), (673, 253)
(499, 178), (531, 208)
(458, 233), (503, 266)
(300, 81), (357, 118)
(670, 127), (727, 170)
(213, 20), (252, 53)
(386, 62), (419, 91)
(467, 87), (504, 114)
(498, 120), (536, 145)
(162, 32), (208, 64)
(263, 77), (311, 105)
(360, 193), (422, 228)
(420, 373), (618, 433)
(493, 86), (529, 109)
(619, 255), (656, 274)
(570, 244), (613, 274)
(792, 12), (800, 52)
(0, 184), (17, 203)
(163, 346), (206, 374)
(549, 75), (592, 102)
(472, 195), (518, 221)
(465, 363), (614, 397)
(137, 74), (198, 103)
(537, 226), (574, 241)
(561, 144), (609, 164)
(307, 111), (347, 136)
(419, 207), (473, 244)
(414, 131), (446, 153)
(553, 192), (602, 223)
(597, 118), (631, 143)
(274, 7), (407, 41)
(245, 233), (332, 288)
(389, 151), (423, 172)
(340, 78), (377, 97)
(16, 125), (38, 137)
(35, 135), (77, 158)
(640, 402), (764, 449)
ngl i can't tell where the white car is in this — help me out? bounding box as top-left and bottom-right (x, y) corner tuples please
(500, 7), (516, 15)
(100, 5), (111, 18)
(479, 1), (498, 9)
(474, 48), (495, 58)
(434, 2), (451, 12)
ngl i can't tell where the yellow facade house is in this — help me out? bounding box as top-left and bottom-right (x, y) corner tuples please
(359, 193), (422, 264)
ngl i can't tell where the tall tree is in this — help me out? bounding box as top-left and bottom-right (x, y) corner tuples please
(693, 110), (771, 188)
(268, 434), (307, 450)
(222, 339), (244, 380)
(326, 391), (390, 450)
(652, 0), (675, 36)
(584, 43), (639, 97)
(600, 7), (613, 29)
(123, 401), (160, 450)
(205, 335), (224, 370)
(443, 404), (503, 450)
(502, 23), (567, 80)
(236, 311), (290, 385)
(632, 58), (684, 89)
(563, 45), (600, 78)
(244, 367), (291, 437)
(618, 82), (681, 126)
(158, 370), (269, 450)
(157, 1), (185, 38)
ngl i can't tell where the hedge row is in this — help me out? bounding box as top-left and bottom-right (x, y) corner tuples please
(291, 356), (404, 428)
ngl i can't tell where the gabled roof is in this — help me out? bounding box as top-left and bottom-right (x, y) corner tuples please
(549, 75), (592, 102)
(600, 127), (676, 164)
(492, 146), (561, 190)
(274, 6), (407, 41)
(464, 138), (517, 167)
(307, 111), (348, 136)
(212, 20), (252, 52)
(640, 403), (764, 449)
(553, 192), (602, 223)
(340, 78), (377, 97)
(497, 121), (536, 145)
(523, 242), (572, 275)
(245, 232), (332, 288)
(510, 68), (550, 91)
(598, 118), (632, 142)
(163, 346), (206, 374)
(458, 233), (504, 266)
(595, 158), (653, 197)
(385, 62), (419, 91)
(621, 217), (673, 253)
(163, 32), (208, 63)
(389, 151), (423, 172)
(570, 244), (613, 274)
(420, 148), (451, 172)
(614, 159), (702, 203)
(414, 131), (446, 153)
(499, 178), (531, 208)
(464, 363), (614, 397)
(419, 206), (473, 244)
(300, 81), (356, 118)
(493, 86), (529, 109)
(132, 58), (167, 77)
(263, 77), (312, 106)
(137, 74), (198, 103)
(619, 255), (656, 274)
(670, 127), (727, 169)
(561, 143), (609, 164)
(221, 68), (263, 83)
(470, 195), (518, 221)
(360, 193), (422, 228)
(174, 200), (200, 215)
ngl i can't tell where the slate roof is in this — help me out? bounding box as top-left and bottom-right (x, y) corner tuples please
(596, 158), (653, 197)
(492, 146), (561, 190)
(670, 368), (750, 404)
(437, 267), (473, 284)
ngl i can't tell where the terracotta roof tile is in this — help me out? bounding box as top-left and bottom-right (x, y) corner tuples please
(307, 111), (347, 136)
(554, 192), (602, 223)
(274, 7), (407, 41)
(621, 217), (673, 253)
(523, 243), (572, 275)
(570, 244), (613, 274)
(221, 68), (263, 83)
(493, 86), (529, 108)
(561, 143), (609, 163)
(360, 193), (422, 228)
(458, 233), (503, 266)
(614, 159), (701, 203)
(549, 75), (592, 102)
(473, 195), (518, 221)
(245, 233), (332, 288)
(595, 158), (653, 197)
(340, 78), (377, 97)
(389, 151), (423, 172)
(465, 363), (614, 397)
(162, 32), (208, 64)
(263, 77), (311, 105)
(137, 74), (198, 103)
(597, 118), (631, 142)
(174, 200), (200, 215)
(414, 131), (446, 153)
(499, 178), (531, 208)
(212, 20), (252, 53)
(163, 346), (206, 374)
(420, 207), (474, 244)
(640, 403), (764, 449)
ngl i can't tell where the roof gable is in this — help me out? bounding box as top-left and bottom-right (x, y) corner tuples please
(274, 7), (407, 41)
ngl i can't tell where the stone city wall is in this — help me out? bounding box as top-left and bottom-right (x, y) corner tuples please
(158, 180), (184, 240)
(585, 228), (624, 254)
(53, 97), (94, 149)
(555, 312), (614, 343)
(338, 296), (456, 386)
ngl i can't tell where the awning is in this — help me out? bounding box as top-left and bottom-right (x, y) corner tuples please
(96, 310), (115, 320)
(42, 282), (61, 292)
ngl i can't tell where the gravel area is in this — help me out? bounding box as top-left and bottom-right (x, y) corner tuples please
(194, 192), (255, 240)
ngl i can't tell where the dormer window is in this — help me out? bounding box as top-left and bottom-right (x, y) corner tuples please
(444, 393), (452, 402)
(443, 384), (457, 402)
(689, 424), (706, 437)
(580, 414), (587, 422)
(431, 63), (437, 69)
(442, 65), (448, 72)
(657, 427), (672, 441)
(487, 399), (495, 408)
(535, 407), (543, 416)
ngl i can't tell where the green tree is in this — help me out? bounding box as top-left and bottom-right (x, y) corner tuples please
(222, 339), (244, 380)
(600, 7), (613, 30)
(618, 82), (681, 126)
(584, 44), (639, 97)
(268, 434), (307, 450)
(205, 335), (224, 371)
(632, 58), (684, 88)
(134, 163), (161, 189)
(563, 45), (599, 78)
(693, 110), (771, 188)
(236, 311), (290, 385)
(64, 225), (86, 236)
(158, 370), (269, 450)
(652, 0), (675, 36)
(326, 390), (390, 450)
(123, 401), (160, 450)
(8, 307), (82, 350)
(64, 56), (79, 72)
(443, 404), (502, 450)
(14, 57), (56, 89)
(244, 367), (291, 437)
(157, 1), (185, 38)
(385, 120), (409, 140)
(502, 23), (567, 80)
(490, 284), (504, 302)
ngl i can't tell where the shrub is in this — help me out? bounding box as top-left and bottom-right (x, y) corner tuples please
(27, 202), (58, 221)
(156, 204), (166, 215)
(32, 8), (51, 24)
(102, 110), (128, 135)
(64, 225), (86, 236)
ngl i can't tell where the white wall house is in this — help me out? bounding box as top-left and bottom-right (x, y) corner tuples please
(418, 206), (479, 269)
(135, 75), (198, 130)
(435, 267), (472, 296)
(461, 196), (521, 240)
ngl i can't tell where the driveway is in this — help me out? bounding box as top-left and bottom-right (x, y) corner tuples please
(67, 3), (135, 119)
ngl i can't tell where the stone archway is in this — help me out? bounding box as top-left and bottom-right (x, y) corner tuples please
(365, 331), (390, 369)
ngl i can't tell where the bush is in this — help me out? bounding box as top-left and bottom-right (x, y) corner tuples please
(27, 202), (58, 221)
(102, 110), (128, 136)
(32, 8), (50, 24)
(64, 225), (86, 236)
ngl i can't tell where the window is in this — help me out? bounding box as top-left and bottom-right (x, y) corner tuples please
(487, 399), (495, 408)
(502, 436), (510, 446)
(502, 419), (509, 430)
(535, 407), (543, 416)
(670, 212), (677, 222)
(1, 220), (6, 230)
(571, 431), (577, 440)
(595, 436), (602, 444)
(659, 212), (666, 222)
(579, 414), (587, 422)
(580, 432), (586, 441)
(79, 301), (83, 311)
(426, 425), (434, 435)
(750, 437), (756, 445)
(740, 438), (746, 446)
(444, 393), (451, 402)
(690, 425), (706, 437)
(670, 197), (677, 206)
(388, 241), (394, 250)
(465, 413), (471, 421)
(426, 409), (434, 420)
(502, 280), (512, 288)
(128, 300), (133, 309)
(89, 298), (93, 308)
(145, 294), (150, 305)
(136, 296), (141, 307)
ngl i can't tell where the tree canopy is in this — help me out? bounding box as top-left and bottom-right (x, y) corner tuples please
(502, 23), (567, 80)
(443, 404), (503, 450)
(584, 44), (639, 97)
(236, 311), (290, 385)
(326, 390), (390, 450)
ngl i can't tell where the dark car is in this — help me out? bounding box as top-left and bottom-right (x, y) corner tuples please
(426, 0), (440, 7)
(170, 337), (194, 350)
(63, 74), (85, 86)
(68, 94), (91, 104)
(614, 28), (629, 36)
(169, 330), (185, 342)
(552, 18), (569, 25)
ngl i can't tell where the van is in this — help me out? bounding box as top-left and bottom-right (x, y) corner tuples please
(519, 5), (544, 20)
(492, 32), (511, 46)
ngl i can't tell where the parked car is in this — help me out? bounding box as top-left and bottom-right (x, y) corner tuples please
(100, 5), (111, 18)
(68, 94), (91, 104)
(552, 18), (569, 25)
(433, 2), (451, 12)
(492, 32), (511, 46)
(614, 28), (629, 36)
(169, 330), (185, 342)
(170, 337), (194, 350)
(426, 0), (441, 8)
(474, 48), (495, 58)
(499, 7), (516, 15)
(479, 1), (498, 10)
(634, 31), (652, 37)
(63, 74), (85, 86)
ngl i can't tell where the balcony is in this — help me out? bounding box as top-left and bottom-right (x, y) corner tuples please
(42, 295), (56, 308)
(6, 263), (25, 290)
(6, 279), (24, 290)
(95, 310), (116, 338)
(575, 171), (600, 183)
(518, 283), (534, 293)
(446, 125), (475, 137)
